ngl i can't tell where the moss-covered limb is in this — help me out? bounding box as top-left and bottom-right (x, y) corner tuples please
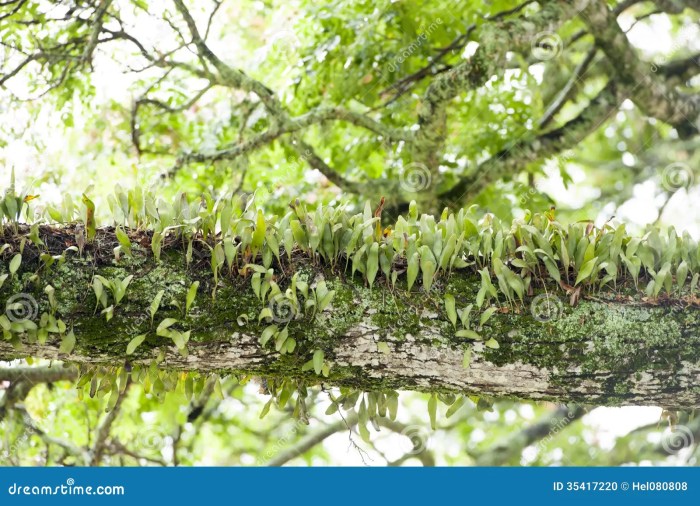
(413, 0), (587, 186)
(1, 239), (699, 408)
(0, 365), (78, 383)
(582, 0), (699, 135)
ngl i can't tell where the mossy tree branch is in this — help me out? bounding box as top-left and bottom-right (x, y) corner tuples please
(1, 226), (699, 409)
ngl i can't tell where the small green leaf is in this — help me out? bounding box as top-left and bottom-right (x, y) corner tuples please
(575, 258), (597, 286)
(260, 324), (278, 347)
(367, 243), (379, 288)
(258, 307), (273, 323)
(462, 348), (472, 369)
(676, 261), (688, 291)
(126, 334), (147, 355)
(186, 281), (199, 314)
(156, 318), (178, 335)
(150, 290), (165, 325)
(59, 330), (76, 354)
(407, 252), (419, 291)
(444, 294), (457, 329)
(456, 329), (481, 340)
(259, 399), (273, 419)
(484, 337), (500, 349)
(479, 307), (498, 326)
(274, 326), (289, 351)
(115, 226), (132, 256)
(101, 305), (114, 322)
(313, 349), (324, 375)
(377, 341), (390, 354)
(9, 254), (21, 276)
(446, 396), (465, 418)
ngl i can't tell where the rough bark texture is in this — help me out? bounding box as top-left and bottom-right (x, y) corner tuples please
(1, 230), (699, 409)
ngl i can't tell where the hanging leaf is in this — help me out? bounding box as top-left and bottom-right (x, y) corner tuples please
(428, 393), (437, 430)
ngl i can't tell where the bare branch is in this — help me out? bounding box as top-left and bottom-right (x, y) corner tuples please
(80, 0), (114, 67)
(474, 405), (586, 465)
(89, 377), (132, 466)
(266, 412), (359, 466)
(439, 81), (622, 205)
(539, 47), (599, 128)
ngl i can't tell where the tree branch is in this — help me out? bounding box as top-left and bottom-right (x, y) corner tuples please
(539, 48), (599, 128)
(89, 377), (132, 466)
(412, 0), (590, 186)
(1, 223), (699, 408)
(581, 0), (699, 136)
(474, 405), (586, 465)
(439, 80), (622, 204)
(266, 412), (359, 466)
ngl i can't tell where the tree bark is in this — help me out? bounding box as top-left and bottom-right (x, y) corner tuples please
(1, 226), (699, 409)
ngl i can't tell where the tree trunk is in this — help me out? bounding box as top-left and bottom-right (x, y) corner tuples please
(1, 226), (699, 409)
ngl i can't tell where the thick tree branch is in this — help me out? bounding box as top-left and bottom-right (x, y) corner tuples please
(412, 0), (590, 181)
(0, 365), (78, 383)
(1, 225), (698, 408)
(581, 0), (699, 135)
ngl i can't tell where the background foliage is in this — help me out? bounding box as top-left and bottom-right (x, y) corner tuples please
(1, 0), (699, 465)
